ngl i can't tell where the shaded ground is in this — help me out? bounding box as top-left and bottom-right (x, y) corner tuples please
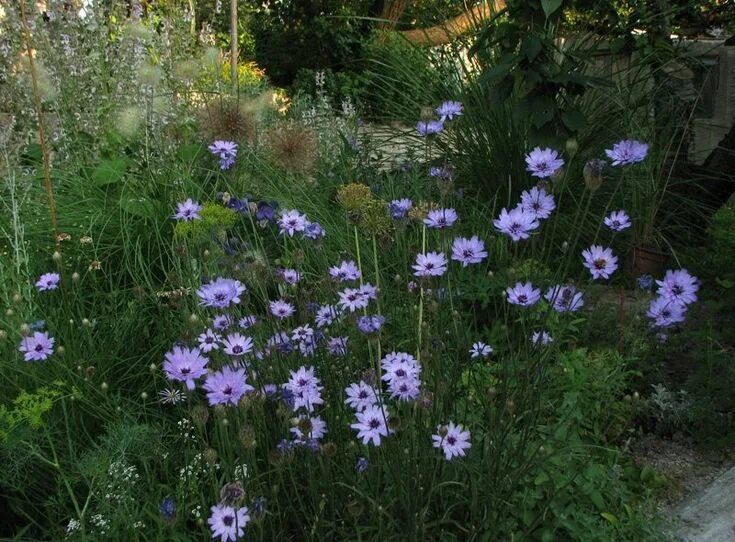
(631, 436), (735, 541)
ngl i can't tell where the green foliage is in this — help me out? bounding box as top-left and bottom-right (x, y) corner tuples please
(174, 203), (238, 242)
(0, 386), (62, 441)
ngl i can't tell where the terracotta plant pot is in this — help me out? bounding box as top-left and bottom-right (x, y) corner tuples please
(629, 245), (669, 277)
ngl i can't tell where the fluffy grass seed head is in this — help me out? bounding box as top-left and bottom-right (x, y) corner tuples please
(263, 121), (318, 176)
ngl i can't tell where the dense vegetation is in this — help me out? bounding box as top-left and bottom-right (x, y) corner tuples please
(0, 1), (732, 540)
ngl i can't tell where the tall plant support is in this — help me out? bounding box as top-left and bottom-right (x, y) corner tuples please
(230, 0), (238, 94)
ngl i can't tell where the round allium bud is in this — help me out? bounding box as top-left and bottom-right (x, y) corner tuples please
(56, 346), (65, 356)
(205, 448), (218, 465)
(12, 293), (22, 304)
(633, 391), (640, 401)
(81, 318), (91, 327)
(565, 137), (579, 156)
(52, 251), (62, 262)
(561, 241), (569, 253)
(583, 158), (605, 191)
(100, 382), (109, 392)
(219, 482), (245, 506)
(149, 363), (156, 372)
(506, 399), (515, 412)
(6, 308), (14, 317)
(71, 272), (80, 283)
(393, 274), (401, 282)
(437, 425), (448, 438)
(623, 394), (632, 402)
(191, 405), (210, 427)
(140, 392), (149, 400)
(20, 323), (31, 336)
(346, 500), (364, 518)
(0, 329), (7, 341)
(321, 442), (337, 458)
(203, 249), (210, 259)
(221, 418), (229, 426)
(188, 313), (199, 324)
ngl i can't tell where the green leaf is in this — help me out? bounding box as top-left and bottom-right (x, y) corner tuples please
(176, 143), (205, 163)
(521, 35), (542, 60)
(119, 196), (157, 219)
(715, 277), (734, 289)
(561, 109), (587, 132)
(601, 512), (619, 525)
(589, 489), (605, 510)
(92, 158), (128, 186)
(540, 0), (563, 18)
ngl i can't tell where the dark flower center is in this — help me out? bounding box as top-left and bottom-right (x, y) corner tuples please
(358, 391), (368, 399)
(396, 369), (406, 378)
(672, 285), (683, 295)
(181, 367), (191, 375)
(232, 345), (243, 354)
(214, 293), (227, 302)
(537, 162), (547, 171)
(222, 515), (234, 527)
(447, 436), (457, 445)
(205, 337), (214, 343)
(463, 250), (473, 258)
(298, 378), (308, 387)
(35, 344), (45, 352)
(369, 419), (380, 429)
(593, 258), (607, 269)
(223, 386), (233, 395)
(518, 294), (527, 303)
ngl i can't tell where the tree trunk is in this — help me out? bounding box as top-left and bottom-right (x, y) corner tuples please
(230, 0), (238, 94)
(397, 1), (505, 46)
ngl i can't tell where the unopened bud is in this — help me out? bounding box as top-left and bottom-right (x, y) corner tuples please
(565, 137), (578, 156)
(437, 425), (448, 438)
(82, 318), (91, 327)
(189, 313), (199, 324)
(149, 363), (156, 371)
(52, 251), (62, 262)
(56, 346), (65, 356)
(5, 308), (14, 317)
(20, 323), (31, 336)
(140, 392), (148, 400)
(12, 293), (22, 304)
(71, 272), (80, 283)
(0, 330), (7, 341)
(100, 382), (109, 392)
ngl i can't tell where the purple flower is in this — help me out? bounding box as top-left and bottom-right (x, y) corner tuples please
(605, 139), (648, 166)
(357, 315), (385, 334)
(413, 252), (448, 277)
(531, 330), (553, 347)
(280, 268), (301, 285)
(19, 331), (54, 361)
(327, 336), (349, 356)
(520, 187), (556, 220)
(416, 120), (444, 136)
(344, 381), (379, 411)
(451, 236), (487, 267)
(493, 207), (540, 241)
(469, 342), (492, 358)
(285, 366), (324, 412)
(388, 198), (412, 220)
(267, 331), (293, 354)
(197, 278), (246, 309)
(256, 200), (278, 222)
(291, 324), (314, 343)
(637, 274), (654, 291)
(303, 221), (326, 240)
(436, 100), (463, 121)
(197, 329), (222, 352)
(173, 198), (202, 221)
(290, 415), (327, 443)
(381, 351), (422, 401)
(329, 260), (361, 282)
(213, 314), (235, 331)
(604, 210), (632, 232)
(270, 299), (295, 319)
(204, 365), (254, 406)
(582, 245), (619, 280)
(432, 422), (471, 460)
(208, 140), (238, 170)
(356, 456), (369, 473)
(315, 304), (340, 328)
(525, 147), (564, 178)
(506, 282), (541, 307)
(647, 296), (687, 328)
(35, 272), (60, 291)
(163, 346), (208, 390)
(207, 504), (249, 542)
(337, 286), (374, 313)
(351, 404), (391, 446)
(278, 209), (307, 237)
(239, 315), (257, 330)
(545, 285), (585, 312)
(656, 269), (699, 306)
(423, 208), (458, 229)
(429, 165), (454, 180)
(159, 496), (177, 521)
(222, 333), (254, 357)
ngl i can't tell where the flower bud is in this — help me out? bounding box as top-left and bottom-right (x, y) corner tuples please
(565, 137), (578, 157)
(0, 330), (7, 341)
(100, 382), (109, 392)
(583, 158), (605, 191)
(20, 323), (31, 336)
(71, 272), (80, 283)
(437, 425), (448, 438)
(6, 308), (14, 317)
(52, 251), (62, 262)
(188, 313), (199, 324)
(140, 392), (148, 400)
(56, 346), (65, 356)
(12, 293), (22, 304)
